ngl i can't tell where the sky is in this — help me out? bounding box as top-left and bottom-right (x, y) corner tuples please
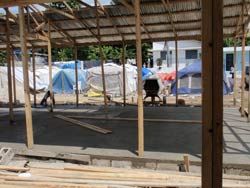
(0, 0), (112, 14)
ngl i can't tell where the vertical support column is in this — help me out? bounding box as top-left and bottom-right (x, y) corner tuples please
(241, 3), (246, 117)
(32, 47), (36, 107)
(202, 0), (223, 187)
(5, 8), (14, 123)
(175, 38), (178, 106)
(19, 6), (34, 148)
(135, 0), (144, 157)
(48, 20), (54, 112)
(95, 0), (107, 108)
(11, 49), (17, 105)
(241, 31), (246, 116)
(122, 41), (126, 106)
(233, 38), (237, 106)
(74, 46), (79, 107)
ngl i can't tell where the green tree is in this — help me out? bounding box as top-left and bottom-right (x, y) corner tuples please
(0, 51), (6, 66)
(50, 0), (80, 9)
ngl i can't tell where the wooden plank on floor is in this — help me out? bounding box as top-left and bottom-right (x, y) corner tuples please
(54, 115), (112, 134)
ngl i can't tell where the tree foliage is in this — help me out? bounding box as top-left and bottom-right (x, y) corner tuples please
(50, 0), (80, 9)
(0, 51), (6, 66)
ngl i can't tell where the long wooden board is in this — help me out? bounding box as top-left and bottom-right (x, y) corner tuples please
(54, 115), (112, 134)
(67, 116), (202, 124)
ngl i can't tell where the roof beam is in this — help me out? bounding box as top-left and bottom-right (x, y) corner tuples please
(120, 0), (152, 40)
(97, 0), (124, 40)
(0, 0), (66, 8)
(162, 0), (177, 36)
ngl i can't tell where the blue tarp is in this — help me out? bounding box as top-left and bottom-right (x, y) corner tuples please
(171, 60), (232, 95)
(52, 69), (87, 94)
(142, 67), (153, 80)
(60, 61), (81, 69)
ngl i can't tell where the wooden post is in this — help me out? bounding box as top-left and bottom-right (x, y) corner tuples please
(233, 38), (237, 106)
(18, 6), (34, 148)
(122, 41), (126, 106)
(32, 47), (36, 107)
(175, 38), (178, 106)
(202, 0), (223, 187)
(11, 49), (17, 105)
(74, 46), (79, 107)
(48, 20), (54, 112)
(241, 3), (246, 117)
(5, 8), (14, 123)
(135, 0), (144, 157)
(95, 0), (107, 108)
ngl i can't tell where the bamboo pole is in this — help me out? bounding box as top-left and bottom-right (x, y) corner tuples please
(18, 6), (34, 148)
(175, 38), (178, 106)
(5, 8), (14, 123)
(11, 49), (17, 105)
(241, 2), (246, 117)
(135, 0), (144, 157)
(32, 47), (36, 107)
(122, 41), (126, 106)
(233, 38), (237, 106)
(95, 0), (107, 108)
(74, 46), (79, 107)
(202, 0), (223, 187)
(48, 20), (54, 112)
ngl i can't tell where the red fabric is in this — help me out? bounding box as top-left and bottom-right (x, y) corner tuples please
(157, 71), (176, 82)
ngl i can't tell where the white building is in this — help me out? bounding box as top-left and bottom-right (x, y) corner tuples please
(152, 40), (250, 75)
(152, 40), (201, 70)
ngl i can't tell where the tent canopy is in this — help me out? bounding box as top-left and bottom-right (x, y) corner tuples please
(171, 60), (232, 95)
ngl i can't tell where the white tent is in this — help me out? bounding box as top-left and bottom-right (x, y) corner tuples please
(87, 63), (137, 97)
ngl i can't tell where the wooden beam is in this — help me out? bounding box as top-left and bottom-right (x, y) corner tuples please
(241, 1), (246, 117)
(5, 8), (14, 123)
(202, 0), (223, 187)
(74, 46), (79, 107)
(18, 6), (34, 148)
(47, 20), (54, 112)
(175, 39), (178, 106)
(32, 47), (36, 107)
(0, 0), (65, 7)
(122, 41), (126, 106)
(135, 0), (144, 157)
(95, 0), (108, 108)
(39, 3), (75, 20)
(233, 38), (237, 106)
(11, 49), (17, 104)
(121, 0), (152, 41)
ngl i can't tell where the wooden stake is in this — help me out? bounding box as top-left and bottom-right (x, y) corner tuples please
(202, 0), (223, 187)
(175, 38), (178, 106)
(32, 47), (36, 107)
(74, 46), (79, 107)
(11, 49), (17, 105)
(135, 0), (144, 157)
(18, 6), (34, 148)
(183, 155), (190, 172)
(5, 8), (14, 123)
(122, 41), (126, 106)
(241, 2), (246, 117)
(48, 20), (54, 112)
(233, 38), (237, 106)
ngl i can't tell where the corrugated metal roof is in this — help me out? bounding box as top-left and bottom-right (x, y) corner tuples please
(0, 0), (249, 49)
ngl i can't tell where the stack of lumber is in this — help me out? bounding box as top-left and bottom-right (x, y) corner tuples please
(0, 163), (249, 188)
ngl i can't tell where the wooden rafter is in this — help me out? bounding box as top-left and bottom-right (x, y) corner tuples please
(162, 0), (177, 36)
(120, 0), (152, 40)
(96, 0), (124, 40)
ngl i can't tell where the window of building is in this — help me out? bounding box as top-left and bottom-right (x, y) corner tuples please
(160, 51), (167, 60)
(185, 50), (198, 59)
